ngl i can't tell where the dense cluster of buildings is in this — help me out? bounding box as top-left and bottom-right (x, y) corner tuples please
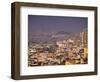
(28, 31), (88, 66)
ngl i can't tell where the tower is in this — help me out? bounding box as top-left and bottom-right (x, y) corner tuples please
(80, 28), (87, 48)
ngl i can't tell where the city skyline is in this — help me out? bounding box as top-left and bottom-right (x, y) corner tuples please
(28, 15), (88, 66)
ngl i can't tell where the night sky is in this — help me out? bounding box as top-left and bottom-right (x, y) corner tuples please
(28, 15), (87, 41)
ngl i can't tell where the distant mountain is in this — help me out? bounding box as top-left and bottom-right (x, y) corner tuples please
(55, 31), (71, 35)
(51, 31), (71, 39)
(29, 31), (72, 43)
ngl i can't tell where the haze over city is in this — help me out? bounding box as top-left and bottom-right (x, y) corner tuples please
(28, 15), (87, 42)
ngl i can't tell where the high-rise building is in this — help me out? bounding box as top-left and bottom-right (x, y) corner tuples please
(80, 29), (87, 48)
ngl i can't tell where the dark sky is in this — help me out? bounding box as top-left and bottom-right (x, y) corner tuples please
(28, 15), (87, 40)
